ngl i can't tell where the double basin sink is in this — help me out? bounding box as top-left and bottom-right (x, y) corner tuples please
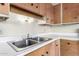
(8, 37), (52, 52)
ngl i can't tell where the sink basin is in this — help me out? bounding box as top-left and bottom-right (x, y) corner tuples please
(12, 39), (38, 48)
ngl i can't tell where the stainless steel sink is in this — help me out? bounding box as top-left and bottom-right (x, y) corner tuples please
(8, 37), (52, 52)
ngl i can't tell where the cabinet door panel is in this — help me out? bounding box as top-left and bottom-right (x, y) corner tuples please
(46, 4), (54, 24)
(63, 3), (79, 23)
(55, 40), (60, 56)
(39, 3), (46, 16)
(60, 39), (78, 56)
(54, 4), (61, 24)
(49, 42), (56, 56)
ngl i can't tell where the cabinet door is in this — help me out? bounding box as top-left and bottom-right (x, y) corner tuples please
(60, 39), (78, 56)
(0, 3), (9, 15)
(55, 40), (60, 56)
(54, 4), (61, 24)
(49, 42), (56, 56)
(46, 4), (54, 24)
(63, 3), (79, 23)
(39, 3), (47, 16)
(26, 46), (46, 56)
(47, 40), (60, 56)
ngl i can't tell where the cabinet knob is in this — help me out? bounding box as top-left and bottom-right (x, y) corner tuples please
(36, 6), (38, 8)
(46, 51), (48, 54)
(67, 42), (70, 45)
(56, 44), (58, 46)
(74, 16), (78, 19)
(30, 3), (33, 6)
(41, 55), (44, 56)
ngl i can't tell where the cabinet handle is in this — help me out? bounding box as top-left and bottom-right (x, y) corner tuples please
(0, 3), (5, 5)
(30, 3), (33, 6)
(67, 42), (70, 45)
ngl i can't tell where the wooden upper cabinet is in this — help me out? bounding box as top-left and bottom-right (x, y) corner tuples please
(39, 3), (46, 16)
(54, 4), (61, 24)
(45, 4), (54, 24)
(11, 3), (40, 15)
(0, 3), (9, 15)
(63, 3), (79, 23)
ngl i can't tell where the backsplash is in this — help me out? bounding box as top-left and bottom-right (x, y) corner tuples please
(0, 12), (79, 37)
(52, 24), (79, 33)
(0, 12), (53, 36)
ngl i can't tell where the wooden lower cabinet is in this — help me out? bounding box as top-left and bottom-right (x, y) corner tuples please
(49, 40), (60, 56)
(26, 40), (60, 56)
(54, 4), (61, 24)
(25, 39), (79, 56)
